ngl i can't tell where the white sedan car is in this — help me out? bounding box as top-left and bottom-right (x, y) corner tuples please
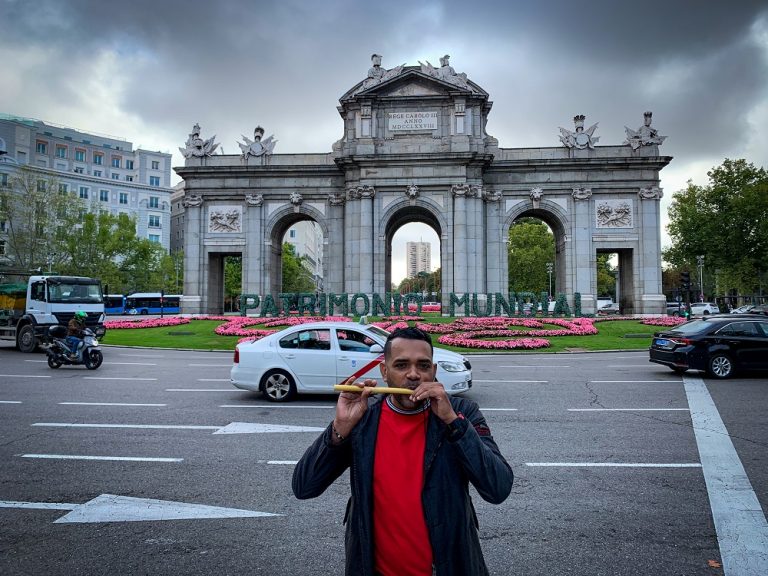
(231, 321), (473, 402)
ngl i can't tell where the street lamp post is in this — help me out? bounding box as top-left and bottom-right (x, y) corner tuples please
(697, 255), (705, 302)
(546, 262), (553, 299)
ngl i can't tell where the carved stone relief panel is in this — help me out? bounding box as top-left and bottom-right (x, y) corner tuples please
(596, 200), (633, 228)
(208, 205), (243, 233)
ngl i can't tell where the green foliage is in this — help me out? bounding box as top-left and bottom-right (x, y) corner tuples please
(397, 268), (440, 299)
(224, 256), (241, 311)
(508, 219), (555, 293)
(281, 243), (315, 293)
(596, 254), (617, 298)
(664, 159), (768, 294)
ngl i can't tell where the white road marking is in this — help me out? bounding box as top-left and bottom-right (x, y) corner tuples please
(84, 377), (158, 381)
(0, 375), (51, 378)
(58, 402), (167, 407)
(103, 362), (158, 366)
(479, 408), (519, 411)
(260, 460), (298, 465)
(33, 423), (219, 430)
(24, 360), (47, 363)
(499, 365), (570, 368)
(21, 454), (183, 462)
(0, 501), (77, 510)
(167, 388), (241, 392)
(0, 400), (22, 404)
(118, 354), (166, 358)
(219, 404), (334, 409)
(683, 375), (768, 574)
(568, 408), (689, 412)
(214, 422), (325, 434)
(197, 378), (230, 382)
(607, 365), (659, 368)
(188, 363), (231, 367)
(526, 462), (701, 468)
(1, 495), (280, 523)
(590, 380), (678, 383)
(474, 379), (548, 383)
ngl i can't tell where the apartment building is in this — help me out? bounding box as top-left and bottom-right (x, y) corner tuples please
(406, 241), (431, 278)
(0, 113), (173, 252)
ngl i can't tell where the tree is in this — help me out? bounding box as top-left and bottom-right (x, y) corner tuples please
(0, 166), (83, 272)
(596, 254), (617, 299)
(224, 255), (242, 311)
(507, 219), (555, 293)
(281, 243), (315, 292)
(664, 159), (768, 295)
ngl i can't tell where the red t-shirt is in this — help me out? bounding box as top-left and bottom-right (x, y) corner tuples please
(373, 399), (433, 576)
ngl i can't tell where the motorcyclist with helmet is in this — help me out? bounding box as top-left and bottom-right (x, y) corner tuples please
(67, 311), (87, 359)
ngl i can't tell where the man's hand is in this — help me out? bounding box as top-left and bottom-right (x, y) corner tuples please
(409, 382), (457, 424)
(331, 377), (377, 443)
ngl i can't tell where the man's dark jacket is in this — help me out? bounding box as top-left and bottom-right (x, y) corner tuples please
(292, 395), (514, 576)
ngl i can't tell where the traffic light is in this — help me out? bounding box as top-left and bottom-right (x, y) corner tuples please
(681, 271), (691, 290)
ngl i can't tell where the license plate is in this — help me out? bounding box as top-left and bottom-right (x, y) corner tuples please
(654, 338), (669, 347)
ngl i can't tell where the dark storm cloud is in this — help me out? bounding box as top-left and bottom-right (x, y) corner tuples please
(1, 0), (766, 178)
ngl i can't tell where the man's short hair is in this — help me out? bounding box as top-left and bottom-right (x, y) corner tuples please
(384, 326), (433, 359)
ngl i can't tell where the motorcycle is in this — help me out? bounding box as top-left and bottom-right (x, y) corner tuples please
(46, 325), (103, 370)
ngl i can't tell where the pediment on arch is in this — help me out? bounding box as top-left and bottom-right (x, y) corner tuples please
(340, 68), (487, 101)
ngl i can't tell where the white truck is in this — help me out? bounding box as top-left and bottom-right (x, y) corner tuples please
(0, 275), (106, 352)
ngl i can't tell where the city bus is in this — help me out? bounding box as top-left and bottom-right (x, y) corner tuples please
(104, 294), (126, 315)
(125, 293), (182, 315)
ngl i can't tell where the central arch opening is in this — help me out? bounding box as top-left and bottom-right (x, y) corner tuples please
(385, 206), (442, 300)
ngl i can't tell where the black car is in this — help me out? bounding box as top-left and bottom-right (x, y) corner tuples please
(649, 314), (768, 378)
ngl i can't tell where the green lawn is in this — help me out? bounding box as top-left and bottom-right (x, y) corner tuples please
(102, 318), (661, 353)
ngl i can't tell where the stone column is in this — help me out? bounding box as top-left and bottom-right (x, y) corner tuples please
(571, 187), (594, 312)
(344, 186), (361, 293)
(326, 192), (346, 294)
(358, 185), (375, 295)
(469, 185), (485, 293)
(244, 194), (264, 296)
(638, 186), (666, 314)
(451, 184), (469, 295)
(181, 194), (203, 315)
(483, 188), (504, 293)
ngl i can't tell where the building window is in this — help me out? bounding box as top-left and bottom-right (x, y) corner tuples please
(125, 175), (133, 182)
(100, 190), (109, 202)
(149, 196), (159, 208)
(111, 173), (120, 180)
(55, 146), (67, 158)
(148, 214), (161, 227)
(0, 221), (6, 233)
(36, 141), (48, 154)
(0, 239), (6, 256)
(75, 150), (86, 162)
(79, 186), (89, 199)
(125, 160), (134, 170)
(58, 183), (68, 194)
(74, 167), (84, 174)
(93, 170), (102, 177)
(149, 176), (160, 187)
(93, 153), (103, 165)
(119, 192), (128, 204)
(111, 157), (121, 168)
(37, 180), (46, 192)
(148, 234), (160, 243)
(0, 173), (7, 186)
(151, 160), (160, 170)
(289, 229), (296, 238)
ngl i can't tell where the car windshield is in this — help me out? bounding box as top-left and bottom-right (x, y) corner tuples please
(366, 325), (390, 340)
(667, 319), (712, 335)
(47, 280), (103, 304)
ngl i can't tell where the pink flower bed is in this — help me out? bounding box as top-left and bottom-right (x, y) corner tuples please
(104, 317), (191, 329)
(640, 316), (687, 327)
(438, 333), (551, 350)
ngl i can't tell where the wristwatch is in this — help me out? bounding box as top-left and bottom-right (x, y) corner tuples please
(446, 412), (467, 441)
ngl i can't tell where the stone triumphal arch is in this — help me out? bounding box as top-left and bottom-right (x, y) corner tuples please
(176, 54), (671, 315)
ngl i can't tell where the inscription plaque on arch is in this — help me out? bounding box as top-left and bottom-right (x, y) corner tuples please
(387, 111), (438, 131)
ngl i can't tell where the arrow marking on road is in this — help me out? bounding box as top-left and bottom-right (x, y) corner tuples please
(214, 422), (325, 434)
(0, 495), (280, 523)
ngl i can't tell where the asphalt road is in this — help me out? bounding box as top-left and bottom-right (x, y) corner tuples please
(1, 343), (766, 575)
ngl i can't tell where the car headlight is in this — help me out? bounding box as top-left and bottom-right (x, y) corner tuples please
(438, 360), (466, 372)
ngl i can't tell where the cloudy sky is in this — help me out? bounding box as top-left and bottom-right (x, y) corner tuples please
(2, 0), (766, 283)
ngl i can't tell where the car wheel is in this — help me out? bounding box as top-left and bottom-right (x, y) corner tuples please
(671, 310), (680, 317)
(670, 367), (688, 374)
(708, 354), (733, 379)
(703, 310), (710, 315)
(261, 370), (296, 402)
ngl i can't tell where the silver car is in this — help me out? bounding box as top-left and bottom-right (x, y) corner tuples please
(231, 321), (473, 402)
